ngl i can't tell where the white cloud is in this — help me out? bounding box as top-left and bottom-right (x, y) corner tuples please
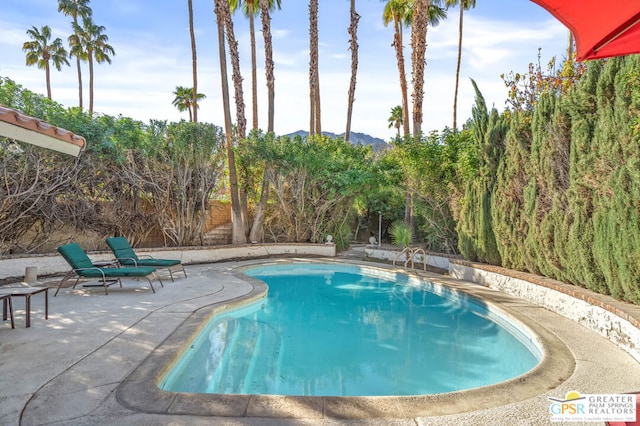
(272, 29), (291, 39)
(0, 22), (29, 47)
(273, 47), (308, 67)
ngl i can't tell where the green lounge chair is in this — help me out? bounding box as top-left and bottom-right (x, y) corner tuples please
(56, 243), (162, 296)
(105, 237), (187, 282)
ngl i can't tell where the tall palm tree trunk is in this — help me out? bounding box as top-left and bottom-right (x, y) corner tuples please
(309, 89), (316, 135)
(309, 0), (319, 136)
(260, 0), (275, 132)
(408, 0), (431, 232)
(45, 60), (52, 100)
(345, 0), (359, 143)
(222, 0), (250, 233)
(452, 6), (463, 131)
(249, 0), (277, 244)
(411, 0), (429, 137)
(188, 0), (198, 123)
(315, 76), (321, 135)
(214, 0), (246, 244)
(249, 11), (259, 130)
(222, 11), (247, 141)
(88, 54), (94, 115)
(394, 22), (410, 136)
(75, 57), (84, 109)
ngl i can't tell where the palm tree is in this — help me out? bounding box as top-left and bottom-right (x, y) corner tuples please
(410, 0), (446, 229)
(445, 0), (476, 131)
(388, 105), (403, 137)
(172, 86), (206, 122)
(68, 26), (88, 104)
(248, 0), (280, 244)
(390, 220), (413, 255)
(410, 0), (446, 137)
(231, 0), (282, 131)
(172, 86), (191, 119)
(220, 2), (247, 141)
(187, 0), (199, 123)
(72, 17), (115, 115)
(345, 0), (360, 143)
(58, 0), (92, 109)
(214, 0), (247, 244)
(223, 0), (250, 233)
(382, 0), (412, 136)
(231, 0), (258, 131)
(259, 0), (279, 133)
(309, 0), (321, 136)
(23, 25), (70, 100)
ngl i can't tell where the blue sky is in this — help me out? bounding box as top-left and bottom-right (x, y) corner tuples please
(0, 1), (568, 140)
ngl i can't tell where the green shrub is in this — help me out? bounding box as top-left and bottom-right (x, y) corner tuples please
(389, 221), (413, 250)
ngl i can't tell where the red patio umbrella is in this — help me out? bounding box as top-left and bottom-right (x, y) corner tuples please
(531, 0), (640, 61)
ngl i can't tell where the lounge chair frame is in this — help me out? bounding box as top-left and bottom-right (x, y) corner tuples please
(1, 293), (15, 328)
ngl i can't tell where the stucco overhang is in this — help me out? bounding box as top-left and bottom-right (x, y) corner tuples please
(0, 105), (86, 156)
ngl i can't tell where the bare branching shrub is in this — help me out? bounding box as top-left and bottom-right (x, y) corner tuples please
(120, 122), (226, 246)
(0, 142), (84, 254)
(264, 167), (354, 243)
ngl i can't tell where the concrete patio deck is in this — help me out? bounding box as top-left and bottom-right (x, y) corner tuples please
(1, 255), (639, 425)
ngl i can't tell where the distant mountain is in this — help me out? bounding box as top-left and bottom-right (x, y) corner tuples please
(285, 130), (388, 151)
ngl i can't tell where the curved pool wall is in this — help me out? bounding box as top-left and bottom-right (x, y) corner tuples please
(116, 259), (576, 419)
(159, 263), (543, 396)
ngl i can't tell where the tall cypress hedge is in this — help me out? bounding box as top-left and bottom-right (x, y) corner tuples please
(492, 111), (532, 272)
(456, 80), (505, 264)
(590, 57), (640, 301)
(458, 58), (640, 304)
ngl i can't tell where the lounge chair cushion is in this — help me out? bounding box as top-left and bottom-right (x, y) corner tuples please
(57, 243), (98, 270)
(121, 258), (180, 267)
(106, 237), (180, 267)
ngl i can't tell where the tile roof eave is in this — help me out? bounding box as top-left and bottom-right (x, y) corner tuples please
(0, 105), (87, 155)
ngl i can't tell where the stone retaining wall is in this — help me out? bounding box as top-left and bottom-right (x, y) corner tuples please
(448, 260), (640, 363)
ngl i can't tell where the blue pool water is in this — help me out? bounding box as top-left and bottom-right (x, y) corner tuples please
(161, 263), (541, 396)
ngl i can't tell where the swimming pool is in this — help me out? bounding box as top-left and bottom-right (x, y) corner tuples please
(160, 263), (541, 397)
(116, 259), (575, 419)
